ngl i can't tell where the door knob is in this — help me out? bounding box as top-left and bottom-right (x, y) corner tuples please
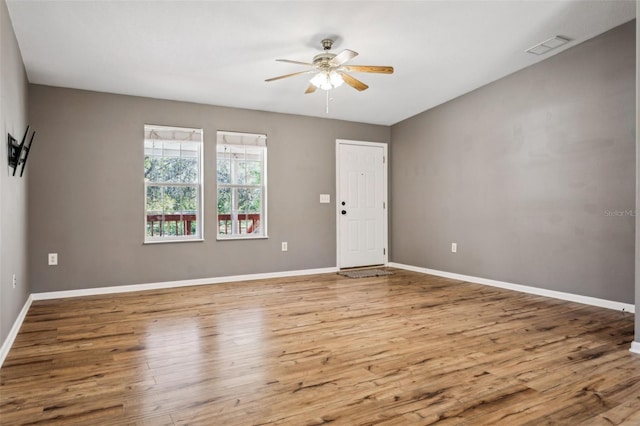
(341, 210), (347, 215)
(341, 201), (346, 206)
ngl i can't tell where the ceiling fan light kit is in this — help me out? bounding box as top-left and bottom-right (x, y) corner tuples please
(310, 70), (344, 90)
(266, 38), (394, 95)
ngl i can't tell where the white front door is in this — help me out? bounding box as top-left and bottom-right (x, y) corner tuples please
(337, 140), (387, 269)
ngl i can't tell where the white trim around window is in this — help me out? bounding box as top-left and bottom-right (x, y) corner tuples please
(144, 124), (204, 243)
(216, 131), (268, 240)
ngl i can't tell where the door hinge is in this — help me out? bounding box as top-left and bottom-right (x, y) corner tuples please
(383, 202), (386, 209)
(383, 156), (386, 164)
(383, 248), (386, 255)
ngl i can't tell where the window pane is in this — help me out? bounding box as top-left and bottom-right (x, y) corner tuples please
(145, 140), (200, 184)
(146, 185), (164, 216)
(245, 161), (262, 185)
(217, 187), (231, 214)
(237, 213), (260, 235)
(162, 157), (198, 183)
(146, 185), (198, 238)
(234, 160), (247, 185)
(217, 144), (263, 185)
(216, 158), (231, 184)
(217, 187), (232, 236)
(164, 186), (198, 214)
(146, 184), (199, 212)
(144, 157), (162, 182)
(237, 187), (261, 213)
(146, 185), (164, 237)
(235, 162), (260, 185)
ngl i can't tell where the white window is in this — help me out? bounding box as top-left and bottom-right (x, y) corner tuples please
(216, 131), (267, 239)
(144, 125), (203, 242)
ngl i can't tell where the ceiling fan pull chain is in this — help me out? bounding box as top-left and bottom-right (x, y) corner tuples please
(325, 89), (330, 114)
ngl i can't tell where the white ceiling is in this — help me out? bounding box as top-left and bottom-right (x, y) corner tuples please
(6, 1), (636, 126)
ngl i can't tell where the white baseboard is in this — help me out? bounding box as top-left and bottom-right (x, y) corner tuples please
(31, 266), (339, 301)
(0, 295), (32, 369)
(630, 341), (640, 355)
(388, 262), (635, 313)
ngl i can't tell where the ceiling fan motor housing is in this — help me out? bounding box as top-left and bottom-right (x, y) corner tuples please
(313, 52), (336, 70)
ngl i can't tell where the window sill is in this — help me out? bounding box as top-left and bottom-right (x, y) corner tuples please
(144, 238), (204, 245)
(216, 235), (269, 241)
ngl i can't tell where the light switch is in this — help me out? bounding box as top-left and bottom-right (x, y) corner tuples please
(320, 194), (330, 203)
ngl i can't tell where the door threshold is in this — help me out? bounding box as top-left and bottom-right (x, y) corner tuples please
(339, 264), (386, 271)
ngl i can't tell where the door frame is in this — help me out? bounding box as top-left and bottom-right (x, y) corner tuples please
(335, 139), (389, 269)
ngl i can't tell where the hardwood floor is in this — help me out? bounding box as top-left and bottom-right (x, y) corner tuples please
(1, 268), (639, 425)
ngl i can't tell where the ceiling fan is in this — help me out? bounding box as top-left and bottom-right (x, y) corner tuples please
(265, 39), (394, 94)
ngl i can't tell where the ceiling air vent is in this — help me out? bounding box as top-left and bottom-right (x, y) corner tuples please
(526, 35), (571, 55)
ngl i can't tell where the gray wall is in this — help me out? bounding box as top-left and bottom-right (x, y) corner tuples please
(390, 21), (636, 304)
(0, 0), (30, 344)
(28, 85), (389, 292)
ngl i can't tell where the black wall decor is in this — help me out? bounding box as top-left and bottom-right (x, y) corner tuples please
(7, 125), (35, 177)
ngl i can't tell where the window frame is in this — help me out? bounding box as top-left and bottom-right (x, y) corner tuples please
(144, 124), (204, 244)
(216, 131), (268, 240)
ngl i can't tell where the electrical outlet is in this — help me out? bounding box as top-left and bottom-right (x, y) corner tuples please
(48, 253), (58, 265)
(451, 243), (457, 253)
(281, 242), (288, 252)
(12, 274), (16, 289)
